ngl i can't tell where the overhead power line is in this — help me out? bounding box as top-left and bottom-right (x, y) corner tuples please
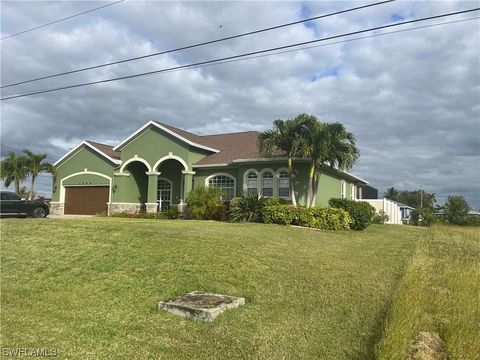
(0, 0), (395, 88)
(0, 0), (125, 41)
(1, 7), (478, 101)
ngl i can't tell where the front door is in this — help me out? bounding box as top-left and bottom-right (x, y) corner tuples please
(157, 178), (172, 212)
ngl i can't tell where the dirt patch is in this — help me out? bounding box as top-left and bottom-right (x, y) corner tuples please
(409, 332), (448, 360)
(175, 293), (233, 308)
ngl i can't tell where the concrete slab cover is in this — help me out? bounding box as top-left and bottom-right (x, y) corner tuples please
(158, 291), (245, 322)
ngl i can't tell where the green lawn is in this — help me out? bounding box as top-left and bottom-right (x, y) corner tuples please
(0, 218), (476, 359)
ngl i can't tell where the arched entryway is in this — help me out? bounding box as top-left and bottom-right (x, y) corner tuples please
(155, 158), (185, 211)
(125, 161), (149, 210)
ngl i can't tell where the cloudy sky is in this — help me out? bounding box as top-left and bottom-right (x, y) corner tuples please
(1, 0), (479, 208)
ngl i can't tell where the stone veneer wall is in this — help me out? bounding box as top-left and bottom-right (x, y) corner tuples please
(49, 202), (64, 215)
(110, 203), (144, 214)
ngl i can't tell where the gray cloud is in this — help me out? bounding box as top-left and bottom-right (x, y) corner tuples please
(1, 1), (479, 207)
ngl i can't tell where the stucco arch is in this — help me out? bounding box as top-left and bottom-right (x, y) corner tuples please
(153, 153), (188, 172)
(119, 156), (152, 173)
(59, 170), (112, 204)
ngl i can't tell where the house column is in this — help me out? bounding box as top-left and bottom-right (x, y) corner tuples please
(146, 171), (160, 213)
(181, 170), (195, 207)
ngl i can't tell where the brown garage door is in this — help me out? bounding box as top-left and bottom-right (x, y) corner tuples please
(64, 186), (109, 215)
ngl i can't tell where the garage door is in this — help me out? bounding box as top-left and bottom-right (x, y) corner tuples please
(64, 186), (109, 215)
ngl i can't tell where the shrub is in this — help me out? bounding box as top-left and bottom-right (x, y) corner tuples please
(410, 207), (436, 227)
(185, 186), (226, 220)
(328, 198), (375, 230)
(164, 207), (179, 219)
(229, 193), (263, 222)
(262, 205), (351, 230)
(372, 210), (389, 224)
(228, 194), (289, 222)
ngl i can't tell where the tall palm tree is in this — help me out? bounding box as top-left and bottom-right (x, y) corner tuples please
(258, 118), (303, 206)
(0, 151), (28, 194)
(302, 120), (359, 208)
(23, 150), (55, 200)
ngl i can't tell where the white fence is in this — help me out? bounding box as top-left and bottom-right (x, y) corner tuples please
(360, 198), (402, 225)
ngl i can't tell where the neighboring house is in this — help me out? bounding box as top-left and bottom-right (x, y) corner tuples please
(361, 185), (378, 199)
(362, 198), (403, 225)
(50, 121), (368, 215)
(393, 201), (415, 222)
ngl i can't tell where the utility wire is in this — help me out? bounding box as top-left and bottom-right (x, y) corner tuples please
(1, 7), (478, 101)
(162, 17), (479, 75)
(0, 0), (125, 41)
(0, 0), (394, 88)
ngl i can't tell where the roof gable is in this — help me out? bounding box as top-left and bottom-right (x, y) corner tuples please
(113, 121), (220, 153)
(53, 141), (121, 167)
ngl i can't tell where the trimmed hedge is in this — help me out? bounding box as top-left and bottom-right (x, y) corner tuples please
(328, 198), (375, 230)
(262, 205), (351, 230)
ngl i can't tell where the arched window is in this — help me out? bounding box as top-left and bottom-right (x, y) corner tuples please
(277, 169), (290, 199)
(245, 170), (258, 195)
(261, 171), (274, 197)
(207, 174), (236, 200)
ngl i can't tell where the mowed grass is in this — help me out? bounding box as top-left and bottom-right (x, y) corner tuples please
(1, 218), (423, 359)
(376, 225), (480, 359)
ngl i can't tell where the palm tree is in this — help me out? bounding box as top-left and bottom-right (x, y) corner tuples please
(302, 120), (359, 208)
(258, 118), (303, 206)
(0, 151), (28, 194)
(23, 150), (55, 200)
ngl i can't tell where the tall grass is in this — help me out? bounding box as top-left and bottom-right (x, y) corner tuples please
(376, 225), (480, 359)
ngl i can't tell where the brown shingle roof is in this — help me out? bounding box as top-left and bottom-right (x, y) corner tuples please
(86, 140), (121, 160)
(155, 122), (285, 166)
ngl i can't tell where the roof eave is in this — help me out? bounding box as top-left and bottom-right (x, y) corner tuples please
(113, 120), (220, 153)
(54, 141), (121, 167)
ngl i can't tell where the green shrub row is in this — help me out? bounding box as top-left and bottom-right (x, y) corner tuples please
(328, 198), (375, 230)
(229, 194), (288, 222)
(262, 205), (351, 230)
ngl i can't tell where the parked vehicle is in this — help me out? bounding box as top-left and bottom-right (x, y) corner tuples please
(0, 191), (49, 218)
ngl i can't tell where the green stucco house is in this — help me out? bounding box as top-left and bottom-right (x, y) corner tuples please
(50, 121), (368, 215)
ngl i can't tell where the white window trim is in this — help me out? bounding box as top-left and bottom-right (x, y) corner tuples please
(157, 177), (173, 209)
(341, 180), (346, 199)
(205, 173), (237, 198)
(350, 184), (356, 200)
(276, 167), (291, 200)
(260, 168), (276, 197)
(243, 168), (259, 194)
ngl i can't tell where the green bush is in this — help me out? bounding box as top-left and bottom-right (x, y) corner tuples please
(185, 186), (226, 220)
(410, 207), (436, 227)
(229, 193), (263, 222)
(229, 194), (289, 222)
(262, 205), (351, 230)
(164, 207), (179, 219)
(372, 210), (389, 224)
(328, 198), (375, 230)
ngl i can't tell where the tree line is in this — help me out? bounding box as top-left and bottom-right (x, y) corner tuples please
(258, 113), (359, 208)
(0, 150), (55, 200)
(384, 186), (475, 226)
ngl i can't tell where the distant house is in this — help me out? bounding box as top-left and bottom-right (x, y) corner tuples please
(50, 120), (368, 215)
(393, 201), (415, 222)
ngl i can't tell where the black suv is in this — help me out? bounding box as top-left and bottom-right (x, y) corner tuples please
(0, 191), (49, 218)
